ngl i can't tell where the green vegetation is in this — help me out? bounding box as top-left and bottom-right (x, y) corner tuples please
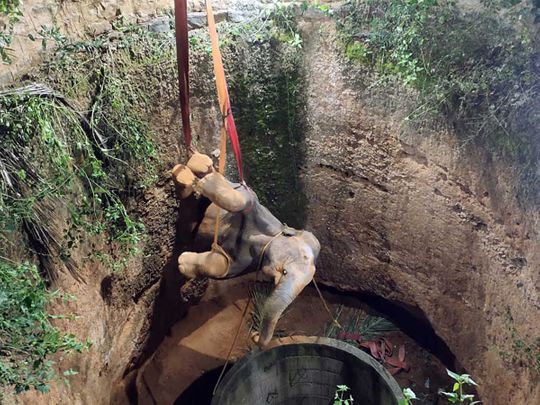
(222, 10), (307, 227)
(0, 86), (148, 396)
(0, 19), (177, 271)
(505, 330), (540, 376)
(337, 0), (539, 202)
(0, 0), (22, 62)
(499, 308), (540, 376)
(324, 306), (397, 339)
(334, 384), (354, 404)
(399, 387), (418, 405)
(0, 91), (149, 274)
(438, 369), (480, 404)
(400, 369), (480, 404)
(0, 261), (89, 395)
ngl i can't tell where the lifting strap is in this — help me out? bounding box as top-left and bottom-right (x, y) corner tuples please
(174, 0), (192, 150)
(206, 0), (245, 183)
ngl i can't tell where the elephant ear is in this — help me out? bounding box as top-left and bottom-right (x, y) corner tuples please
(297, 231), (320, 259)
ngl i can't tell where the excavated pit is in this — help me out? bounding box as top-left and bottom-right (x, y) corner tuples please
(212, 338), (404, 405)
(130, 277), (462, 405)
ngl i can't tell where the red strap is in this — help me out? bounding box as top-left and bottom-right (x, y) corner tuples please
(174, 0), (192, 149)
(224, 99), (244, 182)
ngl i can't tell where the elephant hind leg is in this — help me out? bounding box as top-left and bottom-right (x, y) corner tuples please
(178, 250), (229, 279)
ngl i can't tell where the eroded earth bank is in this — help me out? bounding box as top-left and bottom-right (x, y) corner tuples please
(0, 1), (538, 404)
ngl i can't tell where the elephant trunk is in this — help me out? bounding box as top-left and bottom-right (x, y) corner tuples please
(258, 262), (315, 347)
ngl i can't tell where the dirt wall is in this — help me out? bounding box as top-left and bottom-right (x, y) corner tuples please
(0, 0), (275, 84)
(299, 19), (539, 405)
(1, 2), (538, 405)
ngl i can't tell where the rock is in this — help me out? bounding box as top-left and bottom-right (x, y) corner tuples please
(228, 10), (248, 24)
(145, 16), (171, 33)
(302, 7), (328, 20)
(301, 21), (539, 405)
(107, 30), (123, 40)
(187, 11), (227, 30)
(188, 0), (205, 12)
(87, 21), (112, 36)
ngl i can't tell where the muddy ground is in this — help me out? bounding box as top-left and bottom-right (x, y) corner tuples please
(134, 276), (452, 405)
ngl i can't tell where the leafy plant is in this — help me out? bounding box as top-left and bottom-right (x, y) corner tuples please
(438, 369), (480, 404)
(399, 387), (418, 405)
(0, 91), (147, 277)
(499, 308), (540, 375)
(336, 0), (539, 203)
(334, 384), (354, 405)
(324, 306), (397, 340)
(301, 1), (334, 15)
(269, 2), (303, 48)
(0, 0), (22, 63)
(0, 260), (89, 395)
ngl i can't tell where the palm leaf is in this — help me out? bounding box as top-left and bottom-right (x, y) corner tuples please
(324, 306), (397, 341)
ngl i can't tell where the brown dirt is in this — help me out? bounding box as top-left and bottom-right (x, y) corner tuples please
(3, 4), (537, 405)
(299, 19), (540, 405)
(134, 276), (450, 405)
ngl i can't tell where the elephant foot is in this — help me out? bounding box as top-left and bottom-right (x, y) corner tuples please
(171, 164), (195, 199)
(187, 152), (213, 177)
(178, 252), (198, 279)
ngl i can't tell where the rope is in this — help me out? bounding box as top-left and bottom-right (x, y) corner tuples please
(312, 277), (342, 329)
(212, 291), (252, 395)
(256, 230), (284, 271)
(211, 242), (232, 276)
(211, 125), (228, 251)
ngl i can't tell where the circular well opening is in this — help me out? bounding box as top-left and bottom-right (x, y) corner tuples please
(212, 337), (404, 405)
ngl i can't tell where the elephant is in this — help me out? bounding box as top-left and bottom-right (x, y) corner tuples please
(172, 152), (320, 347)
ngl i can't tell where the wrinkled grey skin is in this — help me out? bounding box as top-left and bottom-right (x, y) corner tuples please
(173, 157), (320, 347)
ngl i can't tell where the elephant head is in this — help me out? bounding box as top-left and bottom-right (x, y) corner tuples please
(254, 232), (320, 347)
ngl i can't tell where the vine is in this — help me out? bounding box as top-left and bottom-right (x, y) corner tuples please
(0, 261), (89, 396)
(0, 0), (22, 63)
(0, 92), (147, 274)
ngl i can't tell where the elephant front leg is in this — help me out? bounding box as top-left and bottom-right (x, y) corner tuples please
(195, 172), (250, 213)
(254, 262), (315, 347)
(178, 251), (229, 279)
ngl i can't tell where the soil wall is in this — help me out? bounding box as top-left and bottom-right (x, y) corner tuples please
(1, 2), (538, 405)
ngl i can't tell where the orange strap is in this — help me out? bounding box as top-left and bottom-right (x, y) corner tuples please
(207, 0), (231, 248)
(206, 0), (228, 118)
(206, 0), (245, 183)
(208, 0), (227, 249)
